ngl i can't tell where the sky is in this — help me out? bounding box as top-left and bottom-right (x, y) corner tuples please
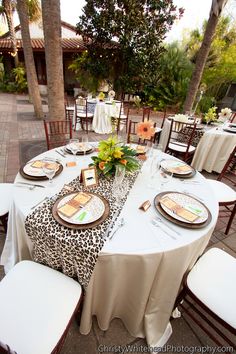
(60, 0), (213, 42)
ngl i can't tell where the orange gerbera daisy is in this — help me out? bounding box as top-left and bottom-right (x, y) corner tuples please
(99, 161), (106, 170)
(137, 120), (155, 140)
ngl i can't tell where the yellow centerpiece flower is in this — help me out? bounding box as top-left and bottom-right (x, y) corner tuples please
(90, 136), (139, 177)
(98, 91), (105, 101)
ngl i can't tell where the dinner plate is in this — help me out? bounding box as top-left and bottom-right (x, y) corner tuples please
(65, 143), (93, 155)
(160, 159), (193, 175)
(57, 192), (105, 225)
(154, 192), (212, 229)
(20, 160), (63, 180)
(52, 192), (110, 229)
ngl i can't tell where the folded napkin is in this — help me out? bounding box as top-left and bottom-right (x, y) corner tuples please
(31, 160), (59, 171)
(165, 162), (192, 174)
(160, 196), (200, 222)
(136, 145), (146, 154)
(58, 192), (92, 218)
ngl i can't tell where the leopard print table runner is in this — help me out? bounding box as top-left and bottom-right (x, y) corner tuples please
(25, 168), (141, 289)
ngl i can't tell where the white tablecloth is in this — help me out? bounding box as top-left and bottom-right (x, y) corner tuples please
(92, 101), (121, 134)
(1, 147), (218, 348)
(192, 127), (236, 173)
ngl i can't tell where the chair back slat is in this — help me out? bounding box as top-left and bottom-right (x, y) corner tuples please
(44, 119), (72, 150)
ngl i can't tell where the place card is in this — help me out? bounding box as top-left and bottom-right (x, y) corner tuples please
(66, 161), (77, 167)
(81, 167), (98, 188)
(139, 200), (151, 211)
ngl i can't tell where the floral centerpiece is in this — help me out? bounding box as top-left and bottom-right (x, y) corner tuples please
(218, 107), (232, 122)
(98, 91), (105, 101)
(90, 136), (139, 177)
(204, 106), (217, 124)
(108, 90), (115, 100)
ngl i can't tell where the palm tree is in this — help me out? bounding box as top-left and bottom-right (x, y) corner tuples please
(17, 0), (43, 118)
(0, 0), (18, 66)
(183, 0), (228, 113)
(41, 0), (65, 120)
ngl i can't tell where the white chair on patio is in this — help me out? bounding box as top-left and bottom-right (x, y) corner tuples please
(0, 260), (82, 354)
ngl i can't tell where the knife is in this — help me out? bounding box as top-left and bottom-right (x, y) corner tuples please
(103, 210), (120, 239)
(15, 182), (46, 188)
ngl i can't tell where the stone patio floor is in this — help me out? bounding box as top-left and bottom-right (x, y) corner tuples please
(0, 93), (235, 353)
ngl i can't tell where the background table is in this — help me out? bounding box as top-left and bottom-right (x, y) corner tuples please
(92, 100), (121, 134)
(1, 147), (218, 348)
(192, 127), (236, 173)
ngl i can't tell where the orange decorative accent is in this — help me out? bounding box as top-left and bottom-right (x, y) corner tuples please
(99, 161), (106, 170)
(120, 159), (127, 165)
(66, 161), (76, 167)
(137, 119), (155, 140)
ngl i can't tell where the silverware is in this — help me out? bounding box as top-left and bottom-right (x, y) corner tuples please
(31, 197), (48, 210)
(14, 184), (35, 190)
(151, 219), (177, 240)
(55, 150), (66, 158)
(154, 216), (181, 236)
(109, 218), (125, 240)
(182, 190), (204, 202)
(180, 180), (200, 184)
(16, 182), (46, 189)
(103, 210), (119, 239)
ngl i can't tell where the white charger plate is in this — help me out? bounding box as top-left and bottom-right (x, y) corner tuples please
(57, 192), (105, 225)
(160, 160), (193, 175)
(23, 160), (60, 177)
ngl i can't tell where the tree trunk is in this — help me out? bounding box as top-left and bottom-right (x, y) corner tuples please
(183, 0), (228, 112)
(17, 0), (43, 119)
(3, 0), (19, 66)
(41, 0), (65, 120)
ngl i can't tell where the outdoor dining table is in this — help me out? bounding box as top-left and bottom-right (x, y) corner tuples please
(191, 126), (236, 173)
(72, 99), (121, 133)
(92, 100), (121, 134)
(0, 145), (218, 348)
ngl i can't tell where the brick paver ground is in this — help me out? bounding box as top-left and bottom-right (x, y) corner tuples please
(0, 93), (235, 353)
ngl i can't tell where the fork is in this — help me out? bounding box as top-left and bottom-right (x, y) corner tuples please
(154, 216), (181, 236)
(151, 219), (177, 240)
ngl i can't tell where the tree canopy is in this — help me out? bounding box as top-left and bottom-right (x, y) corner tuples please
(75, 0), (183, 93)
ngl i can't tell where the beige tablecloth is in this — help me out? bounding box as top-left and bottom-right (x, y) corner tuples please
(192, 127), (236, 173)
(1, 147), (218, 348)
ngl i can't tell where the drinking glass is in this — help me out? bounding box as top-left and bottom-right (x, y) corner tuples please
(147, 156), (160, 189)
(42, 159), (57, 186)
(143, 141), (153, 159)
(158, 166), (173, 191)
(152, 143), (163, 161)
(81, 135), (89, 161)
(112, 179), (128, 206)
(68, 139), (79, 162)
(114, 164), (125, 186)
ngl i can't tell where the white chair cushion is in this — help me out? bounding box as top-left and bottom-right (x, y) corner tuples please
(0, 183), (13, 216)
(76, 112), (93, 118)
(66, 106), (75, 111)
(168, 142), (195, 153)
(207, 179), (236, 203)
(0, 261), (82, 354)
(187, 248), (236, 329)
